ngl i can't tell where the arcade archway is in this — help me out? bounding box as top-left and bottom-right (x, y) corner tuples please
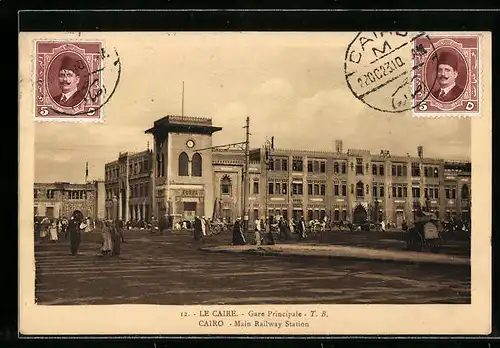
(353, 204), (367, 224)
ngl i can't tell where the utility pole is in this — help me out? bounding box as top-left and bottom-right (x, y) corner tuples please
(242, 116), (250, 233)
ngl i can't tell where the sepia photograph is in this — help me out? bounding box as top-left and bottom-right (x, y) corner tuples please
(19, 31), (491, 335)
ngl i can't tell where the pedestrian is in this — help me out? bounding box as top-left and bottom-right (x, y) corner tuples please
(66, 210), (84, 256)
(381, 220), (386, 232)
(116, 219), (125, 242)
(49, 219), (58, 243)
(84, 217), (92, 233)
(201, 216), (207, 236)
(232, 217), (246, 245)
(111, 220), (121, 256)
(254, 217), (262, 246)
(297, 216), (306, 240)
(193, 216), (203, 241)
(100, 220), (113, 257)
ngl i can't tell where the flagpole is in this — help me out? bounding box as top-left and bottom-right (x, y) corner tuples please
(181, 81), (185, 117)
(85, 162), (89, 183)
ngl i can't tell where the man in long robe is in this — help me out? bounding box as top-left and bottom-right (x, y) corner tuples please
(65, 211), (83, 256)
(111, 220), (121, 256)
(193, 216), (203, 241)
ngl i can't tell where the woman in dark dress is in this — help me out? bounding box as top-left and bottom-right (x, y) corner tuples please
(231, 218), (246, 245)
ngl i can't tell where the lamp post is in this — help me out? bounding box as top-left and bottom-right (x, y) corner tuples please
(263, 136), (274, 227)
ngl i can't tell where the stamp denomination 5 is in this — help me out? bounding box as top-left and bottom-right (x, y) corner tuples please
(35, 40), (121, 122)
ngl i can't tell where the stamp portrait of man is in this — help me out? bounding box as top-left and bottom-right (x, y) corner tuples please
(52, 55), (86, 108)
(431, 51), (465, 103)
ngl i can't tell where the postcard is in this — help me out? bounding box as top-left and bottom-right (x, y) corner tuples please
(19, 31), (491, 335)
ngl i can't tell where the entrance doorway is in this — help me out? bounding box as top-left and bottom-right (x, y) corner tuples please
(352, 205), (367, 224)
(395, 210), (404, 228)
(183, 202), (197, 220)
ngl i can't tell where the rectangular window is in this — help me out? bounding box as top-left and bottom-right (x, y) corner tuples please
(429, 187), (434, 198)
(397, 186), (402, 198)
(372, 185), (377, 197)
(282, 159), (288, 171)
(292, 183), (303, 195)
(372, 164), (377, 175)
(282, 183), (288, 195)
(275, 183), (281, 195)
(433, 167), (439, 178)
(268, 182), (274, 195)
(320, 161), (326, 173)
(397, 165), (402, 177)
(392, 165), (396, 176)
(341, 162), (346, 174)
(403, 186), (408, 197)
(411, 162), (420, 177)
(357, 184), (364, 197)
(356, 162), (363, 175)
(307, 160), (313, 172)
(269, 160), (274, 171)
(392, 185), (396, 197)
(380, 185), (385, 197)
(342, 209), (347, 221)
(314, 184), (320, 196)
(274, 159), (281, 172)
(308, 183), (313, 195)
(424, 188), (428, 198)
(434, 188), (439, 199)
(292, 158), (303, 171)
(403, 165), (407, 177)
(445, 188), (450, 199)
(320, 184), (326, 196)
(334, 162), (339, 173)
(313, 161), (320, 173)
(342, 184), (347, 196)
(379, 165), (385, 176)
(334, 210), (340, 221)
(452, 188), (456, 199)
(412, 187), (421, 198)
(253, 182), (259, 194)
(334, 184), (339, 196)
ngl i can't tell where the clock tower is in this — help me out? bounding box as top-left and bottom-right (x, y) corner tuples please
(145, 116), (222, 223)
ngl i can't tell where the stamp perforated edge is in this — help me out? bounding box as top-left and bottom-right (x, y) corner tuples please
(412, 32), (485, 118)
(31, 37), (108, 124)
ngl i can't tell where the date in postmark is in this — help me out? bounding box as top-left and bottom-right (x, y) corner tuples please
(413, 34), (480, 114)
(35, 40), (121, 122)
(344, 32), (438, 113)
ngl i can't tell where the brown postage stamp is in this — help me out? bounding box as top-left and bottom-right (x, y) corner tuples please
(19, 32), (491, 337)
(413, 34), (481, 114)
(35, 40), (120, 122)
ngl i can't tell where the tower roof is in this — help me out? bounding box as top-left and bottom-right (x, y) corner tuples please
(145, 115), (222, 136)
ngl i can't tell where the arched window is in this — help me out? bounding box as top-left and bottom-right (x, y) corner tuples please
(178, 152), (189, 176)
(356, 181), (364, 197)
(461, 184), (469, 200)
(192, 153), (202, 177)
(221, 175), (232, 195)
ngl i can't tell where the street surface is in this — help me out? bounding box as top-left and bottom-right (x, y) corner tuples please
(34, 229), (470, 305)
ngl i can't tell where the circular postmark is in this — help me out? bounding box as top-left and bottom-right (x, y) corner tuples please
(344, 32), (438, 113)
(46, 45), (121, 117)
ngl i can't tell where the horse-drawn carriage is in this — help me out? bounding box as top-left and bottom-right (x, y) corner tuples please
(405, 211), (443, 252)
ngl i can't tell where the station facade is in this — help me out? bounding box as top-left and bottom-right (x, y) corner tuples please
(103, 115), (471, 228)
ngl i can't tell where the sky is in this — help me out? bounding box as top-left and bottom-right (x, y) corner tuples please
(32, 32), (471, 183)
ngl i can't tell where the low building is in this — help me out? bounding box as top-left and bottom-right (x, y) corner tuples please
(33, 181), (105, 220)
(105, 115), (471, 228)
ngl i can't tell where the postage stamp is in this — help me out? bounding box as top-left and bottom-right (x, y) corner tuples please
(413, 34), (480, 114)
(35, 41), (121, 122)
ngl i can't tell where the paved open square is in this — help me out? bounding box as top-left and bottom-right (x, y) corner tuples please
(34, 229), (470, 305)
